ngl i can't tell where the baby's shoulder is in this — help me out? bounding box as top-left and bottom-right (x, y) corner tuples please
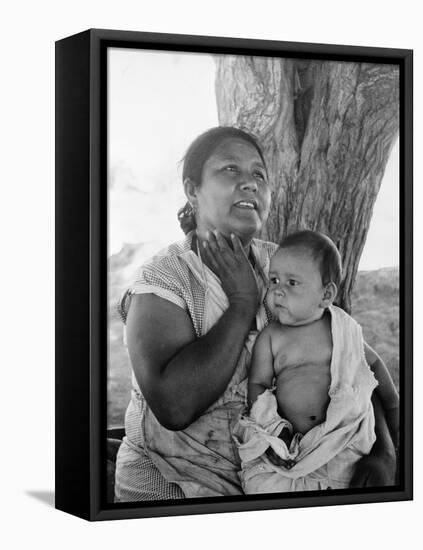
(262, 322), (293, 345)
(263, 323), (301, 361)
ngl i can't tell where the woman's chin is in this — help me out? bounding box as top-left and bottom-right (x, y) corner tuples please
(230, 223), (262, 242)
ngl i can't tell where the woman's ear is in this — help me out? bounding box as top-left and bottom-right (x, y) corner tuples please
(183, 178), (198, 208)
(320, 282), (337, 308)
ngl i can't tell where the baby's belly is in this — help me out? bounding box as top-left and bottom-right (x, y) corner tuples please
(275, 364), (331, 434)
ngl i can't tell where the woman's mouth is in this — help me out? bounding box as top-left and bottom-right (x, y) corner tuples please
(233, 199), (258, 210)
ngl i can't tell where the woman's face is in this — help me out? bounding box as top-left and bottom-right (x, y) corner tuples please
(192, 138), (271, 244)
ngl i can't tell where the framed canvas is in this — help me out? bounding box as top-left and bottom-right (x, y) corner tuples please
(55, 28), (413, 521)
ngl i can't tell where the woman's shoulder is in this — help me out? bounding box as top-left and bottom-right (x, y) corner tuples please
(118, 234), (196, 324)
(251, 238), (278, 271)
(141, 234), (194, 272)
(252, 238), (278, 255)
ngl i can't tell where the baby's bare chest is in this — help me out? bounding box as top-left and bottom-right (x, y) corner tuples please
(270, 325), (333, 433)
(271, 323), (333, 378)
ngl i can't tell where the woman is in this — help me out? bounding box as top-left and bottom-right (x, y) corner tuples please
(114, 127), (395, 501)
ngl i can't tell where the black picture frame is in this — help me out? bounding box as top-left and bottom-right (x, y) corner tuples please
(55, 28), (413, 521)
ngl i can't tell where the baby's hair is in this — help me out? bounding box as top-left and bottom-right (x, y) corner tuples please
(278, 230), (343, 288)
(177, 126), (267, 234)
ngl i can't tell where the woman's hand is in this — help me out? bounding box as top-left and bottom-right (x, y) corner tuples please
(201, 230), (259, 311)
(349, 450), (396, 488)
(350, 392), (397, 488)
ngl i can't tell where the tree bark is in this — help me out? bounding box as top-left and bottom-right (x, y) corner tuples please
(215, 56), (399, 312)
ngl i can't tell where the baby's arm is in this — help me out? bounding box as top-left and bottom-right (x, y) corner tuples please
(364, 342), (399, 449)
(248, 327), (275, 408)
(249, 327), (294, 468)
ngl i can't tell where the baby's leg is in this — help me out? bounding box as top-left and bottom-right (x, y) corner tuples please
(279, 426), (293, 446)
(265, 447), (296, 469)
(265, 427), (296, 469)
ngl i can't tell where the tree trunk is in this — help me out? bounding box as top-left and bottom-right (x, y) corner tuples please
(215, 57), (399, 313)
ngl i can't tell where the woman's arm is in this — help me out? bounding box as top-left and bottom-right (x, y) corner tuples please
(364, 342), (399, 448)
(126, 232), (259, 431)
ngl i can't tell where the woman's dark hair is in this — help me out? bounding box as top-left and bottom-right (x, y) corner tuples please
(279, 230), (343, 288)
(177, 126), (267, 234)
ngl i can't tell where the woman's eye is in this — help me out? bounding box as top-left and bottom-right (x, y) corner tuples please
(224, 165), (239, 173)
(253, 171), (266, 182)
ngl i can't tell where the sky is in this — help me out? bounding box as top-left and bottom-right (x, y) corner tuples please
(108, 48), (399, 271)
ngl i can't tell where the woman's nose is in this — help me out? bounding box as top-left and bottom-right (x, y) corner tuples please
(240, 177), (258, 192)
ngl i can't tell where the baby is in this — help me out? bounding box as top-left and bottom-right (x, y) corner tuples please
(234, 230), (398, 492)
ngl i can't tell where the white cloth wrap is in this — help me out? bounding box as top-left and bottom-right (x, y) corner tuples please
(233, 305), (378, 492)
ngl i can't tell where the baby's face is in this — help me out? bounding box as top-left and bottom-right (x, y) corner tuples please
(266, 247), (326, 326)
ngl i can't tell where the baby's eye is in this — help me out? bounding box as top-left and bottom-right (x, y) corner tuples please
(270, 276), (280, 285)
(288, 279), (299, 286)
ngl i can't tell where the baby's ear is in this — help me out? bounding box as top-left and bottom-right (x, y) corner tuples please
(320, 282), (337, 308)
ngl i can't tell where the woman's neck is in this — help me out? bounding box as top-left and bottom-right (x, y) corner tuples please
(194, 228), (252, 255)
(192, 231), (254, 275)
